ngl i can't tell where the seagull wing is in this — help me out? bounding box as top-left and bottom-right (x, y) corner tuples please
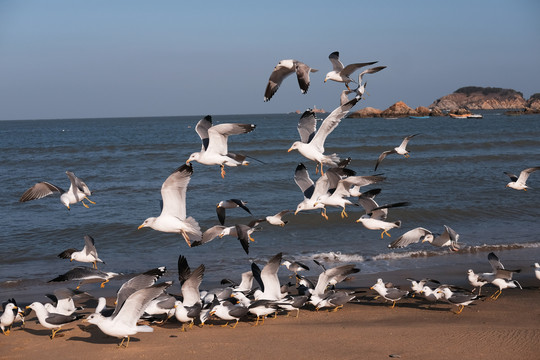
(357, 66), (387, 83)
(83, 235), (97, 257)
(517, 167), (540, 184)
(503, 172), (518, 182)
(19, 182), (64, 202)
(66, 171), (91, 196)
(114, 282), (172, 327)
(297, 109), (317, 143)
(160, 164), (193, 220)
(264, 60), (296, 101)
(295, 61), (317, 94)
(259, 252), (282, 300)
(230, 199), (252, 215)
(294, 163), (315, 198)
(195, 115), (213, 151)
(340, 61), (379, 78)
(374, 150), (396, 171)
(206, 123), (255, 155)
(199, 225), (227, 246)
(389, 227), (432, 249)
(181, 264), (204, 307)
(328, 52), (344, 72)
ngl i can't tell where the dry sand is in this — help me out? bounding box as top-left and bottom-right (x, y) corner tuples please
(1, 281), (539, 360)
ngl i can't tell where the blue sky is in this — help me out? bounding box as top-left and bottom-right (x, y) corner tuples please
(1, 0), (539, 120)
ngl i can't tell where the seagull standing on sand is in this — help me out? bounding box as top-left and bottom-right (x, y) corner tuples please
(288, 97), (361, 175)
(57, 235), (104, 269)
(264, 59), (318, 101)
(1, 302), (18, 335)
(370, 278), (409, 308)
(477, 252), (521, 300)
(19, 171), (95, 210)
(26, 302), (83, 339)
(174, 256), (204, 331)
(437, 287), (480, 314)
(374, 134), (420, 171)
(324, 51), (378, 90)
(86, 282), (172, 347)
(138, 164), (202, 247)
(186, 115), (256, 178)
(504, 167), (540, 190)
(467, 269), (488, 295)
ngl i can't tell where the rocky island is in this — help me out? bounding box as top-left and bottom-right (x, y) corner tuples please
(347, 86), (540, 118)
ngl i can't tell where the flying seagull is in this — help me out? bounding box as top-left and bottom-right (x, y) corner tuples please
(340, 65), (387, 105)
(48, 267), (118, 289)
(504, 166), (540, 190)
(421, 225), (461, 251)
(388, 227), (433, 249)
(138, 164), (202, 247)
(324, 51), (378, 90)
(216, 199), (252, 225)
(19, 171), (95, 210)
(57, 234), (104, 269)
(264, 59), (318, 101)
(288, 96), (361, 175)
(186, 115), (255, 178)
(374, 134), (420, 171)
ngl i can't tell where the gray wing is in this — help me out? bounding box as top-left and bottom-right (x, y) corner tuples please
(198, 225), (227, 246)
(374, 150), (396, 171)
(297, 110), (317, 143)
(295, 61), (317, 94)
(115, 282), (172, 327)
(160, 164), (193, 220)
(45, 313), (81, 325)
(206, 123), (256, 155)
(48, 267), (107, 282)
(503, 172), (518, 182)
(294, 163), (315, 198)
(177, 255), (191, 284)
(340, 61), (379, 78)
(389, 227), (432, 249)
(385, 288), (408, 301)
(517, 167), (540, 183)
(57, 248), (77, 259)
(264, 60), (295, 101)
(114, 267), (167, 316)
(328, 52), (344, 72)
(181, 264), (204, 307)
(235, 224), (251, 254)
(431, 225), (458, 247)
(66, 171), (91, 196)
(357, 65), (387, 83)
(195, 115), (213, 151)
(19, 182), (64, 202)
(399, 133), (420, 148)
(82, 235), (97, 257)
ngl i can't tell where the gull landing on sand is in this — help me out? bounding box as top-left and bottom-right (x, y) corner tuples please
(264, 59), (318, 102)
(19, 171), (95, 210)
(186, 115), (255, 178)
(138, 164), (202, 247)
(57, 234), (104, 269)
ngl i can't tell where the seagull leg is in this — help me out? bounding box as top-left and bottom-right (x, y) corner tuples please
(50, 328), (60, 339)
(220, 322), (229, 328)
(220, 165), (226, 179)
(92, 261), (97, 269)
(81, 201), (89, 208)
(100, 279), (109, 288)
(2, 328), (10, 336)
(381, 230), (391, 239)
(85, 197), (96, 204)
(455, 305), (464, 315)
(493, 290), (503, 301)
(340, 207), (348, 218)
(319, 162), (325, 175)
(321, 208), (328, 220)
(181, 230), (192, 247)
(490, 289), (501, 300)
(249, 235), (255, 242)
(391, 301), (396, 309)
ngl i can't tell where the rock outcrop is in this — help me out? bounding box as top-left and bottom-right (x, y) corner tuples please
(430, 87), (527, 111)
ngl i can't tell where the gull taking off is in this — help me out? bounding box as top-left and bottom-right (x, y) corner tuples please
(19, 171), (95, 210)
(57, 234), (104, 269)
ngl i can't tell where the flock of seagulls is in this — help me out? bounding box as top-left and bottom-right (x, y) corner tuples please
(4, 50), (539, 347)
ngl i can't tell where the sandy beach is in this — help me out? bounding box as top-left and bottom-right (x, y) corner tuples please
(2, 270), (539, 360)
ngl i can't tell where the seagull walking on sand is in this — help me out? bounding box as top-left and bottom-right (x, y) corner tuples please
(19, 171), (95, 210)
(374, 134), (420, 171)
(324, 51), (378, 90)
(437, 287), (480, 314)
(138, 164), (202, 247)
(370, 278), (409, 308)
(86, 282), (172, 347)
(186, 115), (255, 178)
(57, 234), (104, 269)
(288, 97), (361, 175)
(504, 166), (540, 190)
(264, 59), (318, 101)
(467, 269), (488, 295)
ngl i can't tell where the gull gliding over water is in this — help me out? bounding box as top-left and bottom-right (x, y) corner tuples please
(324, 51), (378, 90)
(216, 199), (252, 225)
(374, 133), (420, 171)
(19, 171), (95, 210)
(138, 164), (202, 247)
(264, 59), (318, 102)
(504, 166), (540, 190)
(186, 115), (256, 178)
(288, 96), (361, 175)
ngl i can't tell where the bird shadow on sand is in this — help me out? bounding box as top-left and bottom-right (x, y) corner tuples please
(22, 327), (73, 338)
(64, 324), (141, 345)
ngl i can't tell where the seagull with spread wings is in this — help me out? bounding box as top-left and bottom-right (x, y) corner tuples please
(186, 115), (256, 178)
(264, 59), (318, 101)
(138, 164), (202, 247)
(324, 51), (378, 90)
(374, 134), (420, 171)
(57, 234), (104, 269)
(504, 166), (540, 190)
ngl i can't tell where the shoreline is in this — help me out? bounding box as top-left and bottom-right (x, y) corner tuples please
(1, 283), (539, 360)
